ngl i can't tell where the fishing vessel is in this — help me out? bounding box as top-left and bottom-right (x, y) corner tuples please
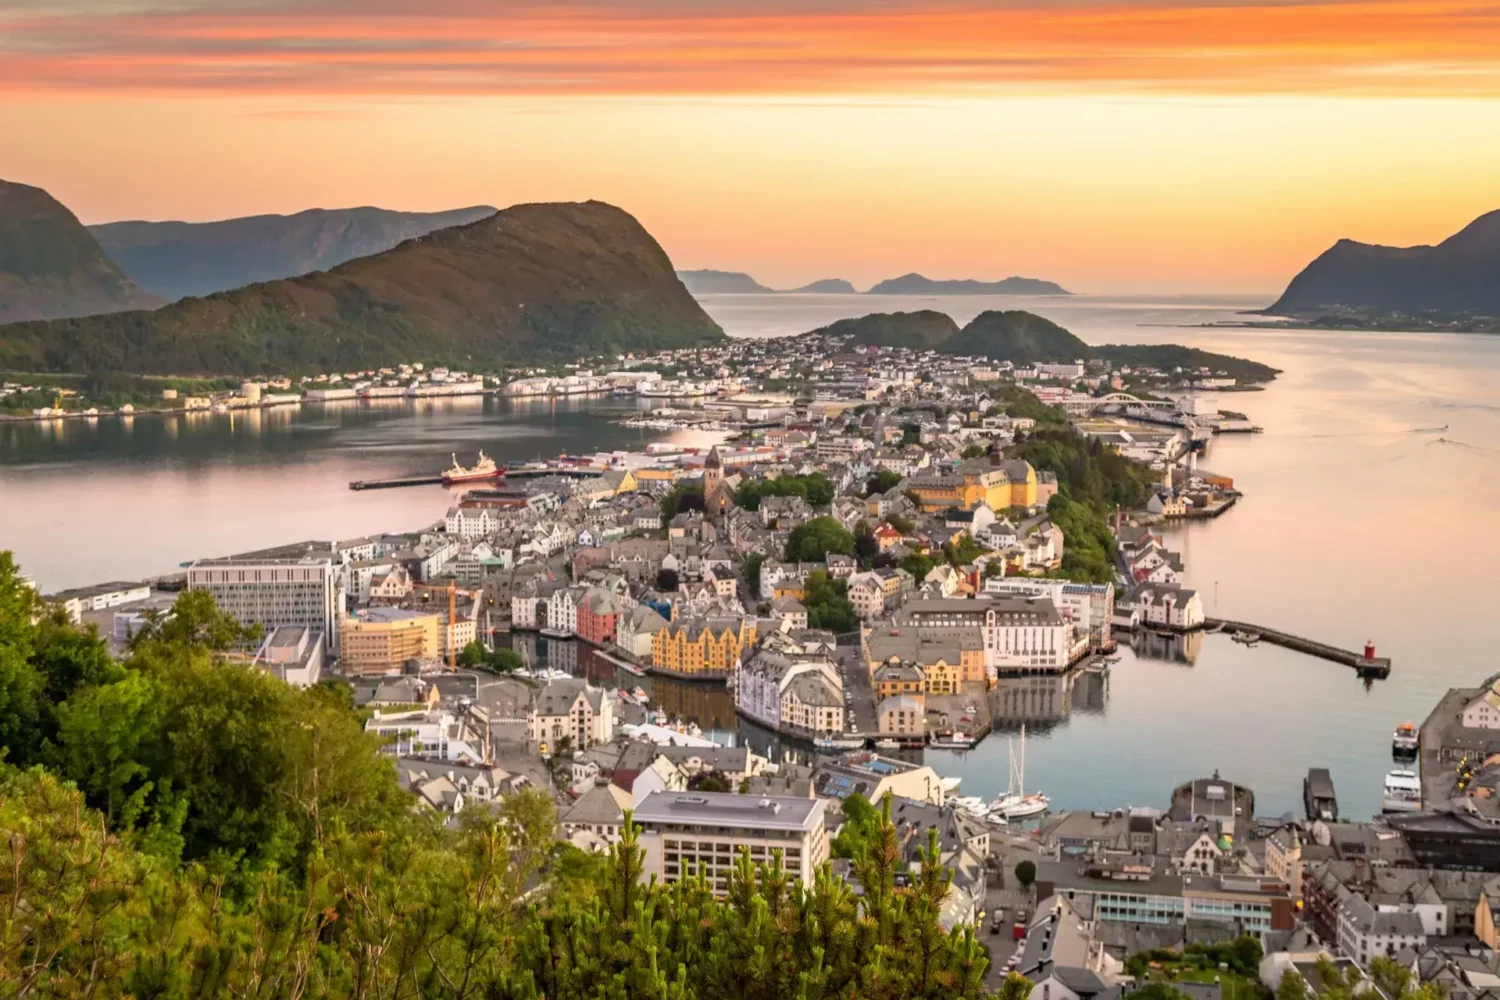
(442, 450), (502, 484)
(874, 738), (901, 750)
(989, 724), (1051, 820)
(1392, 722), (1419, 756)
(1231, 631), (1260, 645)
(1381, 769), (1422, 813)
(929, 730), (975, 750)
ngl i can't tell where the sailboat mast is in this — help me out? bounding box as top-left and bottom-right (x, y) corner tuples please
(1020, 723), (1027, 796)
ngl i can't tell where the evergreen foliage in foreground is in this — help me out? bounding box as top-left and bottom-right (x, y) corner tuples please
(0, 550), (1004, 998)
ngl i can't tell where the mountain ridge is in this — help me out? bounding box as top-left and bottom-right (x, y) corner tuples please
(1267, 209), (1500, 318)
(0, 200), (724, 375)
(0, 180), (164, 323)
(91, 205), (498, 300)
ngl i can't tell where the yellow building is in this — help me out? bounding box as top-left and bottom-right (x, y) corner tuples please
(863, 626), (987, 694)
(651, 616), (758, 678)
(340, 607), (441, 677)
(907, 459), (1038, 512)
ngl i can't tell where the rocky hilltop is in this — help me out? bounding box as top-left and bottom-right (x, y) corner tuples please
(808, 308), (1278, 381)
(809, 310), (961, 348)
(1267, 209), (1500, 319)
(0, 180), (163, 324)
(91, 205), (497, 301)
(866, 273), (1071, 296)
(0, 201), (724, 375)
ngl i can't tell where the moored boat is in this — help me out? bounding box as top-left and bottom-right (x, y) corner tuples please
(442, 450), (502, 484)
(1382, 768), (1422, 813)
(988, 724), (1051, 820)
(1392, 722), (1419, 755)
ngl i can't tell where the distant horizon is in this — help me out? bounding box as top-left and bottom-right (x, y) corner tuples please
(30, 184), (1475, 299)
(7, 2), (1500, 294)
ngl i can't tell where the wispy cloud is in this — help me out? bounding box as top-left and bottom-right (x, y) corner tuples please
(3, 0), (1498, 98)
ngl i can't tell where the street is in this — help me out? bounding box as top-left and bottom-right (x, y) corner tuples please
(834, 644), (879, 736)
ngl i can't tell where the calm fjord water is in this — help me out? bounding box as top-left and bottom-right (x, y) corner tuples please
(4, 292), (1499, 818)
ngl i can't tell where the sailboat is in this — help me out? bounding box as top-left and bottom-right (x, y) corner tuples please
(987, 724), (1051, 821)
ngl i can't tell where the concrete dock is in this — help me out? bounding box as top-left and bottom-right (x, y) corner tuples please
(1205, 618), (1391, 677)
(349, 474), (445, 490)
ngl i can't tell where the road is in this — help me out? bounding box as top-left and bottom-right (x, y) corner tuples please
(834, 644), (879, 736)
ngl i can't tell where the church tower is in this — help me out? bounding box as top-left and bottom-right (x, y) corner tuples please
(704, 445), (727, 513)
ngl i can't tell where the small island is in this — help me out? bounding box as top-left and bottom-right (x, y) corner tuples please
(866, 273), (1071, 296)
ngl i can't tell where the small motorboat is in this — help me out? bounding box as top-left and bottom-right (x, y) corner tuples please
(1392, 722), (1419, 756)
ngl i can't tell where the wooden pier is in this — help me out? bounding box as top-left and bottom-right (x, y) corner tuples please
(1204, 618), (1392, 678)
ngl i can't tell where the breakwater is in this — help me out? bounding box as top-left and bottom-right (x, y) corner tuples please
(1205, 618), (1391, 678)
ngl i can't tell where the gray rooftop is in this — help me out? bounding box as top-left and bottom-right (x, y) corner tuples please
(633, 790), (826, 832)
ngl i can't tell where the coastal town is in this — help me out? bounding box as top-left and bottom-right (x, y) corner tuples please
(26, 330), (1500, 999)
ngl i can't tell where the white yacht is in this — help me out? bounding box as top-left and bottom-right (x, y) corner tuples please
(988, 724), (1051, 821)
(1381, 768), (1422, 813)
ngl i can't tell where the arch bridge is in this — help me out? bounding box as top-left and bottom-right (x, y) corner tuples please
(1063, 392), (1180, 415)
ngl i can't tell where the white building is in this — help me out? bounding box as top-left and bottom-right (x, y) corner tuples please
(897, 596), (1072, 673)
(847, 573), (888, 620)
(982, 578), (1114, 652)
(364, 709), (487, 764)
(616, 603), (669, 660)
(444, 506), (500, 540)
(633, 791), (831, 890)
(544, 586), (582, 637)
(50, 581), (152, 624)
(1134, 583), (1205, 630)
(735, 650), (844, 737)
(1460, 676), (1500, 729)
(527, 677), (614, 748)
(187, 556), (342, 653)
(511, 592), (543, 630)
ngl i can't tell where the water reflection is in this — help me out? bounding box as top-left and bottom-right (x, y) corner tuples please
(1127, 630), (1203, 665)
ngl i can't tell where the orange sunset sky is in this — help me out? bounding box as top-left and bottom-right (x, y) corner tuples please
(2, 0), (1499, 294)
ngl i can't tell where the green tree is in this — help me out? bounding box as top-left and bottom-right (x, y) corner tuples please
(1133, 984), (1194, 1000)
(660, 484), (705, 521)
(902, 552), (935, 582)
(865, 470), (903, 496)
(831, 792), (883, 858)
(1277, 970), (1310, 1000)
(1014, 859), (1037, 889)
(1046, 493), (1117, 584)
(802, 571), (859, 634)
(491, 647), (524, 673)
(129, 588), (260, 653)
(744, 552), (767, 595)
(784, 516), (855, 563)
(997, 972), (1037, 1000)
